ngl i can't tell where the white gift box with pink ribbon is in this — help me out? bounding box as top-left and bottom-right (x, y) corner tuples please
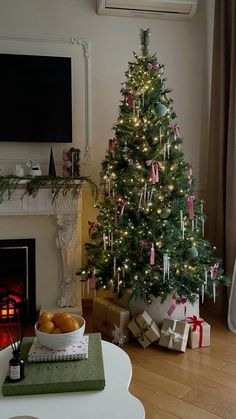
(114, 290), (199, 327)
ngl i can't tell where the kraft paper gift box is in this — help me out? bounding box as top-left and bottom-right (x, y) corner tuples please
(93, 316), (130, 342)
(186, 316), (211, 349)
(93, 297), (130, 341)
(127, 310), (161, 348)
(159, 318), (190, 352)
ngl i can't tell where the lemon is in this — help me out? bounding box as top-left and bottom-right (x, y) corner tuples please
(52, 312), (72, 328)
(52, 327), (62, 334)
(38, 320), (55, 334)
(59, 317), (79, 333)
(38, 311), (53, 326)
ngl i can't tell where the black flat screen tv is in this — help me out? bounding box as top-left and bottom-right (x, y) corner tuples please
(0, 53), (72, 142)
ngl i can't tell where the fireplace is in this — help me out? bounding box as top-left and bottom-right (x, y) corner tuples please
(0, 188), (82, 314)
(0, 239), (36, 322)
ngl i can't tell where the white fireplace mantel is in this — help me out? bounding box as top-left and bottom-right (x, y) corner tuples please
(0, 187), (82, 314)
(0, 187), (80, 216)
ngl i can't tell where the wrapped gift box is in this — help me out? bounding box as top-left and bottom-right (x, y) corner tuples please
(127, 310), (160, 348)
(93, 317), (129, 343)
(159, 319), (190, 352)
(186, 316), (211, 349)
(93, 297), (130, 341)
(113, 289), (199, 326)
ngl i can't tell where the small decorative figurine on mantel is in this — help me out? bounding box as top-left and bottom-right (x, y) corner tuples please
(26, 159), (42, 176)
(62, 148), (80, 177)
(48, 148), (56, 177)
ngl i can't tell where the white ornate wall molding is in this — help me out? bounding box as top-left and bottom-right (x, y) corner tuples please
(0, 35), (92, 161)
(56, 213), (79, 308)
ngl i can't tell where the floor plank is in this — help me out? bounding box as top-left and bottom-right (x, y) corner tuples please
(130, 381), (223, 419)
(126, 344), (236, 390)
(132, 364), (191, 399)
(182, 389), (236, 419)
(141, 401), (179, 419)
(125, 346), (236, 407)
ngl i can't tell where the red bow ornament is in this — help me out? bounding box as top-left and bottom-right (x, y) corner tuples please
(108, 138), (115, 158)
(167, 294), (188, 316)
(121, 88), (133, 107)
(187, 195), (195, 220)
(171, 123), (180, 140)
(147, 63), (160, 71)
(88, 221), (96, 239)
(146, 160), (161, 184)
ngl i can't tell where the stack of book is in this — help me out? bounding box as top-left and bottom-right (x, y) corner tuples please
(2, 333), (105, 396)
(27, 336), (89, 362)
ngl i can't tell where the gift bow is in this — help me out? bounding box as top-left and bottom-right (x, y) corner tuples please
(139, 240), (155, 265)
(210, 263), (219, 280)
(161, 323), (184, 349)
(172, 123), (180, 140)
(134, 318), (154, 343)
(108, 138), (115, 157)
(147, 63), (160, 71)
(120, 88), (133, 107)
(187, 166), (193, 186)
(186, 315), (204, 348)
(146, 160), (161, 184)
(167, 294), (188, 316)
(187, 195), (195, 220)
(117, 198), (127, 219)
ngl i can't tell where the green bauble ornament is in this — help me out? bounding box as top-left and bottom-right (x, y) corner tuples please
(160, 207), (171, 219)
(156, 103), (168, 117)
(185, 247), (198, 261)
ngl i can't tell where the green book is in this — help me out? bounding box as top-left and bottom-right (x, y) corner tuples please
(2, 333), (105, 396)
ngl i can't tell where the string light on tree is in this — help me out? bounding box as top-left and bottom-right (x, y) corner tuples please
(83, 29), (228, 304)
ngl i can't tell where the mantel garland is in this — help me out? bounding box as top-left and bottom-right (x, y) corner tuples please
(0, 175), (97, 203)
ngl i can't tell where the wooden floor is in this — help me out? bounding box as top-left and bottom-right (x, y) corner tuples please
(123, 310), (236, 419)
(82, 304), (236, 419)
(1, 307), (236, 418)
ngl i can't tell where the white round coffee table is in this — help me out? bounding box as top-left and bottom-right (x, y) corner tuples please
(0, 340), (145, 419)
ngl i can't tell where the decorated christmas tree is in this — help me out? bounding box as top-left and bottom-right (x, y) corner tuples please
(84, 29), (227, 305)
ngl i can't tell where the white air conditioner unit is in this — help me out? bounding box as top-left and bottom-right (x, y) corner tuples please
(97, 0), (198, 20)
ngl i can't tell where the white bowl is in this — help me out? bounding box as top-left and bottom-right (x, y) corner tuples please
(35, 314), (85, 350)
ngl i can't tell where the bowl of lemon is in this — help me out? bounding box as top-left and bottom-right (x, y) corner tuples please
(35, 311), (85, 350)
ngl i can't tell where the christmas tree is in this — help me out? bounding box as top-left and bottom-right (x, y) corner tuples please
(84, 29), (227, 305)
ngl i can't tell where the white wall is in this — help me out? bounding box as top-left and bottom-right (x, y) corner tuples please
(0, 0), (215, 185)
(0, 0), (215, 310)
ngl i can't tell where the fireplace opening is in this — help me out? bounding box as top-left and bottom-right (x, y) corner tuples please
(0, 239), (36, 322)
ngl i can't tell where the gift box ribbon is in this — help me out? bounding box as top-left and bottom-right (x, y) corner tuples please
(134, 318), (154, 343)
(186, 315), (204, 348)
(167, 294), (187, 316)
(161, 320), (185, 349)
